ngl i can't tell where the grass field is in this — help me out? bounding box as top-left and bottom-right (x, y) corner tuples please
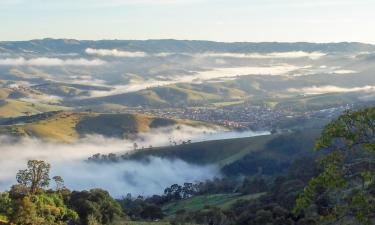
(129, 133), (279, 166)
(0, 99), (68, 118)
(163, 193), (265, 216)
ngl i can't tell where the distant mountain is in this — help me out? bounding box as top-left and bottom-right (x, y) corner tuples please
(1, 38), (374, 54)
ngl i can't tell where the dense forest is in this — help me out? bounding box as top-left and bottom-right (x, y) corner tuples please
(0, 107), (374, 225)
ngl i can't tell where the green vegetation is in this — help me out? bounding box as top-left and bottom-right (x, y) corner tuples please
(76, 113), (177, 137)
(163, 193), (265, 216)
(295, 107), (375, 225)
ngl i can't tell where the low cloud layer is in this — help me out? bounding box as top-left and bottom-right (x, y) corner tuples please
(59, 157), (219, 197)
(84, 48), (325, 60)
(0, 57), (106, 66)
(197, 51), (326, 60)
(288, 85), (375, 95)
(0, 134), (218, 197)
(0, 126), (267, 196)
(88, 64), (300, 97)
(85, 48), (147, 57)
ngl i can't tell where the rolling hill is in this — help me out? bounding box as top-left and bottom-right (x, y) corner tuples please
(68, 70), (375, 109)
(72, 82), (248, 108)
(117, 129), (321, 169)
(0, 111), (213, 142)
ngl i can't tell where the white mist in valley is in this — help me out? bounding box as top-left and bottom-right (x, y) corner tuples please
(58, 157), (219, 197)
(0, 125), (268, 197)
(87, 65), (301, 97)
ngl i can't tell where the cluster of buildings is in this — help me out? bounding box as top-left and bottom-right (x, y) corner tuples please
(126, 103), (354, 131)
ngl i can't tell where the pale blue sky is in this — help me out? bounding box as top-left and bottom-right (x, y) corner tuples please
(1, 0), (374, 43)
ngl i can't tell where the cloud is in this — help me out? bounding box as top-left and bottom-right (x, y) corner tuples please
(0, 125), (267, 196)
(332, 70), (356, 74)
(85, 48), (147, 57)
(197, 51), (326, 60)
(84, 49), (325, 60)
(0, 57), (106, 66)
(288, 85), (375, 95)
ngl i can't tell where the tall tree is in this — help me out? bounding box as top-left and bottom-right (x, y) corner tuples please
(52, 176), (64, 191)
(16, 160), (51, 194)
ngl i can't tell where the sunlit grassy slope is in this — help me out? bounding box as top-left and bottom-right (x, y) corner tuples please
(0, 111), (211, 142)
(0, 99), (68, 118)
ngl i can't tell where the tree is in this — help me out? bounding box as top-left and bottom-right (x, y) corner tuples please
(52, 176), (64, 191)
(10, 193), (78, 225)
(16, 160), (51, 194)
(140, 204), (164, 220)
(164, 184), (182, 201)
(10, 196), (43, 225)
(0, 192), (12, 217)
(295, 108), (375, 225)
(69, 189), (124, 225)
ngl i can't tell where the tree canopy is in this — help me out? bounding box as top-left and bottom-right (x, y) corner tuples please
(295, 107), (375, 224)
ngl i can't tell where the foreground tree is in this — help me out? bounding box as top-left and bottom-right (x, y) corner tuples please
(69, 189), (125, 225)
(16, 160), (51, 194)
(295, 108), (375, 224)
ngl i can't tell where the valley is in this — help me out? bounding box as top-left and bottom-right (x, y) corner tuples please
(0, 39), (374, 225)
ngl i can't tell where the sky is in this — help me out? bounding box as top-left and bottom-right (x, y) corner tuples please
(0, 0), (374, 43)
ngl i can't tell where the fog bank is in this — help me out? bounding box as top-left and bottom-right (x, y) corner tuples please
(0, 126), (267, 196)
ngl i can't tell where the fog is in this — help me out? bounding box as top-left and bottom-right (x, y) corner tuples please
(0, 57), (106, 66)
(85, 48), (147, 57)
(88, 64), (300, 97)
(57, 157), (219, 197)
(84, 49), (326, 60)
(0, 125), (267, 197)
(288, 85), (375, 95)
(196, 51), (326, 60)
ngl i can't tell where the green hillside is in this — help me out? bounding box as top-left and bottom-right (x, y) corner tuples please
(127, 129), (320, 167)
